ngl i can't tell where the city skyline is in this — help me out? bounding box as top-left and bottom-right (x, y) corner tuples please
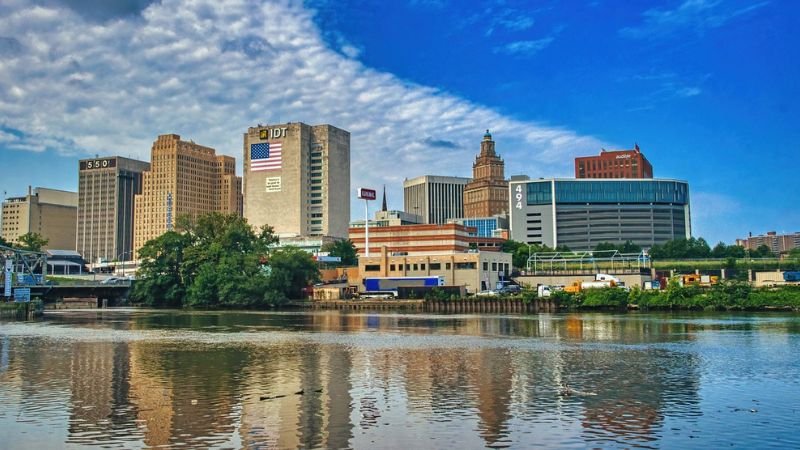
(0, 0), (797, 244)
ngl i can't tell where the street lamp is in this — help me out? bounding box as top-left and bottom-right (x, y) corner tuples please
(116, 251), (133, 278)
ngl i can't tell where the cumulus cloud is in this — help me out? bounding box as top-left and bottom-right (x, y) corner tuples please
(0, 0), (606, 213)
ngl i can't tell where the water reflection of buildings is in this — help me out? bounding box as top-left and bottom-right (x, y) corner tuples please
(1, 312), (715, 448)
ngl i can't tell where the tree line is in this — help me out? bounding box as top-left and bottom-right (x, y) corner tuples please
(0, 232), (50, 252)
(130, 213), (320, 308)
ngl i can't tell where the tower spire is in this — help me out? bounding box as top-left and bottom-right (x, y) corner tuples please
(381, 185), (387, 212)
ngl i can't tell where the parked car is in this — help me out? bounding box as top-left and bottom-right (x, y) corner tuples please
(496, 285), (522, 295)
(101, 277), (121, 284)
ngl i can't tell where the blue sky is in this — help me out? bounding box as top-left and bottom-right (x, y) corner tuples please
(0, 0), (797, 244)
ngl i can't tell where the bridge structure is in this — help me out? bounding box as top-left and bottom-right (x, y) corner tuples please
(2, 245), (132, 305)
(1, 244), (49, 300)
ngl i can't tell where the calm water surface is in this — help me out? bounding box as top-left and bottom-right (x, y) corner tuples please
(1, 309), (799, 449)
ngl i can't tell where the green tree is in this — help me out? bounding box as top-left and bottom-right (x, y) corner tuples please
(130, 231), (190, 307)
(131, 213), (292, 308)
(320, 239), (358, 266)
(17, 232), (49, 252)
(264, 247), (320, 301)
(593, 242), (618, 253)
(0, 235), (11, 248)
(619, 240), (642, 253)
(179, 213), (278, 308)
(751, 244), (774, 258)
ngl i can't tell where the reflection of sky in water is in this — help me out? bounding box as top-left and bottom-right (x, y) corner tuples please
(0, 311), (798, 449)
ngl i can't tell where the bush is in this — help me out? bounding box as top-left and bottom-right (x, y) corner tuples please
(580, 288), (629, 308)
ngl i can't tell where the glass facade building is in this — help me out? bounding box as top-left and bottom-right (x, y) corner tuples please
(448, 216), (509, 238)
(510, 178), (691, 250)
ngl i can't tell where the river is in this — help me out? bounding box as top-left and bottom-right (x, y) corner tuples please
(1, 309), (799, 449)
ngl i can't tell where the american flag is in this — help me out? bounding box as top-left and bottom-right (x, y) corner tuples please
(250, 142), (282, 171)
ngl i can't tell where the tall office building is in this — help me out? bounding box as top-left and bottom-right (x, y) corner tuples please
(403, 175), (471, 225)
(1, 187), (78, 249)
(508, 178), (690, 250)
(243, 122), (350, 239)
(133, 134), (242, 255)
(575, 145), (653, 178)
(463, 130), (508, 218)
(77, 156), (150, 263)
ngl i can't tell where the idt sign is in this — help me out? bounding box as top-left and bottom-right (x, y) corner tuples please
(358, 188), (377, 200)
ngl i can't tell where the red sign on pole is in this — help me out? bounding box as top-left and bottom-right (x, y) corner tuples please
(358, 188), (377, 200)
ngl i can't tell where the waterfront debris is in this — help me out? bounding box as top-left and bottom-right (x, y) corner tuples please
(260, 388), (323, 401)
(559, 383), (597, 397)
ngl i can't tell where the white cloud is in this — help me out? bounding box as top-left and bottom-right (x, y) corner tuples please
(495, 37), (554, 56)
(620, 0), (771, 39)
(0, 0), (607, 215)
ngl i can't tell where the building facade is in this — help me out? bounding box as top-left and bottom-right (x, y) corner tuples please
(133, 134), (242, 255)
(243, 122), (350, 240)
(356, 247), (513, 293)
(463, 130), (508, 218)
(575, 146), (653, 179)
(349, 223), (504, 256)
(77, 156), (150, 263)
(403, 175), (470, 225)
(736, 231), (800, 254)
(509, 178), (691, 250)
(1, 187), (77, 250)
(350, 210), (423, 229)
(447, 215), (509, 238)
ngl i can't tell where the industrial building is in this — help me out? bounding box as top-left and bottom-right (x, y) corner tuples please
(575, 145), (653, 179)
(133, 134), (242, 256)
(77, 156), (150, 263)
(508, 178), (691, 250)
(403, 175), (470, 225)
(356, 246), (513, 293)
(1, 186), (78, 250)
(243, 122), (350, 240)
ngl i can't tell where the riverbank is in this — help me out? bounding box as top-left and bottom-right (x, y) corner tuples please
(547, 282), (800, 311)
(0, 300), (44, 319)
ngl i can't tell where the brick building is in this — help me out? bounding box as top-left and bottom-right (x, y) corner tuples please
(575, 145), (653, 179)
(463, 130), (508, 218)
(133, 134), (242, 256)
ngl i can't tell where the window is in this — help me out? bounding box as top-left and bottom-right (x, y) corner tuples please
(412, 264), (418, 271)
(364, 264), (380, 272)
(492, 262), (497, 271)
(430, 263), (441, 270)
(389, 264), (395, 271)
(455, 262), (476, 269)
(421, 264), (426, 270)
(445, 263), (451, 270)
(483, 262), (488, 270)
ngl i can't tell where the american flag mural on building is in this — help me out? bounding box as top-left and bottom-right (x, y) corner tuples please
(250, 142), (282, 171)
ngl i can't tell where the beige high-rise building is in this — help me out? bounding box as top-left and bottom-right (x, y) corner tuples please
(243, 122), (350, 239)
(403, 175), (470, 224)
(77, 156), (150, 263)
(463, 130), (508, 218)
(1, 186), (78, 249)
(133, 134), (242, 255)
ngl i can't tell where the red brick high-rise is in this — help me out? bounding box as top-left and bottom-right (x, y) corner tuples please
(575, 145), (653, 179)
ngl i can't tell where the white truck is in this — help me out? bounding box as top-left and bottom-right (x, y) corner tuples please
(537, 285), (552, 298)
